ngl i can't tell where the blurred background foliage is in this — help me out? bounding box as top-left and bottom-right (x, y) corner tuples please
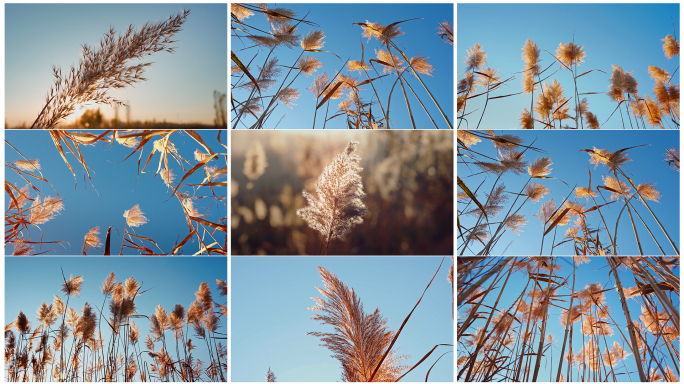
(231, 130), (453, 255)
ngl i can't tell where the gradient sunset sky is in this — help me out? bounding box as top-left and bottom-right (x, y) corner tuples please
(6, 4), (227, 127)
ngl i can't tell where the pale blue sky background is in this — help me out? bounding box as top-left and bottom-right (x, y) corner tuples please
(457, 3), (680, 129)
(457, 130), (680, 256)
(6, 4), (227, 127)
(232, 3), (453, 129)
(5, 130), (227, 255)
(5, 257), (227, 380)
(457, 256), (680, 382)
(232, 257), (453, 382)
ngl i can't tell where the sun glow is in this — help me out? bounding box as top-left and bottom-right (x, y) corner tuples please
(64, 104), (90, 123)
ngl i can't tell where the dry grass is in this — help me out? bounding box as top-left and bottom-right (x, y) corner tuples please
(297, 141), (367, 255)
(308, 259), (451, 381)
(232, 131), (453, 255)
(30, 10), (190, 129)
(458, 130), (679, 257)
(458, 30), (680, 129)
(231, 3), (452, 129)
(457, 256), (679, 382)
(5, 130), (227, 256)
(5, 272), (226, 382)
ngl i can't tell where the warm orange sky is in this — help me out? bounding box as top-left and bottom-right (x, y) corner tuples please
(6, 4), (227, 127)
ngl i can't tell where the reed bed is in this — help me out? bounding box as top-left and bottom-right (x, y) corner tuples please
(5, 272), (227, 382)
(231, 3), (453, 129)
(231, 130), (453, 255)
(5, 130), (227, 256)
(457, 256), (679, 382)
(457, 130), (679, 256)
(458, 27), (680, 129)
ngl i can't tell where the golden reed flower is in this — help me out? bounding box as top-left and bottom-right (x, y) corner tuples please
(297, 141), (367, 244)
(464, 43), (487, 72)
(528, 156), (553, 177)
(308, 266), (407, 381)
(526, 183), (550, 202)
(588, 147), (632, 171)
(298, 56), (323, 75)
(556, 41), (586, 67)
(84, 227), (102, 248)
(14, 159), (41, 172)
(361, 21), (404, 45)
(457, 130), (481, 148)
(662, 34), (679, 60)
(61, 274), (84, 297)
(231, 4), (254, 21)
(301, 29), (325, 50)
(123, 204), (148, 227)
(519, 108), (533, 129)
(407, 55), (433, 77)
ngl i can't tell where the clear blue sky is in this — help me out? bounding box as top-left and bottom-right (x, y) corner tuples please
(231, 256), (454, 382)
(5, 130), (227, 255)
(457, 256), (680, 382)
(6, 3), (227, 127)
(232, 3), (453, 129)
(457, 3), (680, 129)
(457, 130), (680, 256)
(5, 257), (227, 380)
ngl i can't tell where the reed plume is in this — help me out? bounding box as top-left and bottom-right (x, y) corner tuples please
(361, 21), (404, 45)
(123, 204), (148, 227)
(60, 274), (84, 297)
(297, 141), (367, 254)
(464, 44), (487, 72)
(29, 196), (64, 225)
(662, 34), (680, 59)
(298, 56), (323, 75)
(243, 140), (268, 181)
(14, 159), (41, 172)
(556, 42), (586, 67)
(31, 10), (190, 129)
(308, 266), (407, 381)
(84, 227), (102, 248)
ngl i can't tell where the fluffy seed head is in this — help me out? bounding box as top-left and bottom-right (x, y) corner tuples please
(160, 168), (175, 188)
(297, 141), (367, 243)
(525, 183), (550, 202)
(361, 21), (404, 45)
(14, 159), (41, 172)
(556, 41), (586, 67)
(409, 56), (434, 76)
(465, 44), (487, 72)
(588, 147), (632, 172)
(298, 56), (323, 75)
(662, 34), (680, 60)
(528, 156), (553, 177)
(124, 204), (148, 227)
(301, 29), (325, 50)
(84, 227), (102, 248)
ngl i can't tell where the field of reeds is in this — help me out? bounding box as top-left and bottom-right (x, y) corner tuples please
(457, 256), (680, 382)
(5, 262), (227, 382)
(5, 130), (227, 255)
(6, 5), (227, 129)
(231, 130), (453, 255)
(231, 3), (453, 129)
(457, 5), (679, 129)
(231, 256), (453, 381)
(457, 130), (679, 256)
